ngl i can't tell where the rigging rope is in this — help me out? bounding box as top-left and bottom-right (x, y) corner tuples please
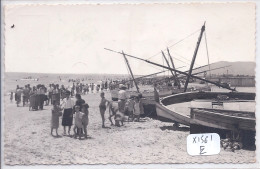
(146, 28), (201, 60)
(171, 51), (201, 67)
(204, 29), (211, 77)
(162, 55), (165, 77)
(168, 53), (170, 76)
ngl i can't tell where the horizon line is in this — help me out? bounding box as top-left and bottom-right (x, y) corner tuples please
(4, 71), (136, 76)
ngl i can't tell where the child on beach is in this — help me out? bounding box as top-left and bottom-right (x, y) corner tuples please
(125, 96), (135, 122)
(82, 103), (89, 139)
(99, 92), (110, 128)
(133, 96), (141, 122)
(73, 105), (84, 139)
(108, 101), (118, 126)
(51, 101), (62, 136)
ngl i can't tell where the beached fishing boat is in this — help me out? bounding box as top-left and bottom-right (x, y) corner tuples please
(158, 91), (255, 129)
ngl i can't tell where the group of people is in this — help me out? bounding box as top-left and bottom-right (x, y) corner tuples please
(51, 91), (89, 139)
(12, 84), (48, 110)
(106, 84), (144, 127)
(11, 82), (106, 110)
(51, 83), (144, 139)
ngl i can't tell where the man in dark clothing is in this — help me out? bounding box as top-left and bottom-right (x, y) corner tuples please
(74, 93), (85, 111)
(23, 85), (30, 106)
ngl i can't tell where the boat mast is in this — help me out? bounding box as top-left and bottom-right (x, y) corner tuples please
(161, 51), (176, 84)
(122, 51), (140, 93)
(167, 48), (181, 88)
(184, 22), (206, 92)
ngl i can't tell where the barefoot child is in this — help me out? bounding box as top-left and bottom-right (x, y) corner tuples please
(51, 101), (62, 136)
(108, 101), (118, 126)
(99, 92), (109, 128)
(73, 105), (84, 139)
(82, 103), (89, 139)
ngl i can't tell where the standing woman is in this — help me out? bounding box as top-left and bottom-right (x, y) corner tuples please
(61, 91), (75, 136)
(29, 86), (38, 110)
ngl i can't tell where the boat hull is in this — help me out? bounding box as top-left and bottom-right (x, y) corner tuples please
(156, 102), (191, 125)
(190, 108), (255, 131)
(157, 91), (255, 130)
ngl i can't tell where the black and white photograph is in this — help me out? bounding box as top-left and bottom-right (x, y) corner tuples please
(2, 2), (257, 165)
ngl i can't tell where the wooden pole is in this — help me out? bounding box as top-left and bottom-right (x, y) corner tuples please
(184, 22), (205, 92)
(167, 48), (181, 88)
(122, 51), (140, 93)
(161, 51), (176, 80)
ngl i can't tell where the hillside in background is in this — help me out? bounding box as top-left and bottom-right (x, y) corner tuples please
(192, 61), (255, 76)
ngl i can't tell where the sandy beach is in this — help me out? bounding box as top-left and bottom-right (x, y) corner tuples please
(3, 90), (256, 165)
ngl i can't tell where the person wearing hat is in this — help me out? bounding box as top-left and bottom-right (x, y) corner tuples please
(118, 84), (128, 113)
(61, 90), (75, 136)
(115, 84), (128, 126)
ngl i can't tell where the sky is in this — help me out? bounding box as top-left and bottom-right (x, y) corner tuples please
(4, 3), (256, 75)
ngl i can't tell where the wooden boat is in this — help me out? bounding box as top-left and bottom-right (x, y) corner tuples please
(157, 91), (255, 130)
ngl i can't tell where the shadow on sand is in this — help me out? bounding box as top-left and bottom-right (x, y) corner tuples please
(127, 119), (147, 123)
(102, 126), (111, 129)
(52, 135), (62, 138)
(160, 125), (190, 132)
